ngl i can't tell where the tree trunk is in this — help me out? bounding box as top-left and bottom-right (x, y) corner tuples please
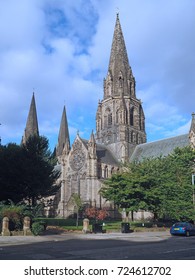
(131, 210), (134, 221)
(76, 209), (79, 228)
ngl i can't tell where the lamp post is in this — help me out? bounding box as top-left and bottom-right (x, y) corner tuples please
(192, 174), (195, 212)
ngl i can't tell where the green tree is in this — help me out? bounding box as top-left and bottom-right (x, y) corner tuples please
(134, 156), (168, 220)
(21, 135), (60, 205)
(69, 193), (83, 227)
(0, 136), (60, 206)
(0, 143), (27, 202)
(101, 170), (145, 221)
(101, 146), (195, 222)
(162, 146), (195, 221)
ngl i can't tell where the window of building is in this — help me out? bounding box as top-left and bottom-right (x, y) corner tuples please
(130, 107), (134, 126)
(108, 113), (112, 126)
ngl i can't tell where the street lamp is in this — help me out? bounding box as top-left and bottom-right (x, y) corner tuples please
(192, 174), (195, 211)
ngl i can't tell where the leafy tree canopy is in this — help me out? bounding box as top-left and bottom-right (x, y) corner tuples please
(101, 146), (195, 221)
(0, 135), (60, 206)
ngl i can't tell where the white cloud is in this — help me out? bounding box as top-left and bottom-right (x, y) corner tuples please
(0, 0), (195, 150)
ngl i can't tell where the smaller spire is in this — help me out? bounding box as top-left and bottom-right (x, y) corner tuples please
(22, 93), (39, 144)
(89, 129), (95, 143)
(88, 130), (97, 159)
(56, 106), (70, 157)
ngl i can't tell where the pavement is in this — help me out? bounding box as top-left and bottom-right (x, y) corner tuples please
(0, 230), (171, 246)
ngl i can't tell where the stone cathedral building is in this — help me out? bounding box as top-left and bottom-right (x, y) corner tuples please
(23, 14), (195, 219)
(55, 14), (147, 218)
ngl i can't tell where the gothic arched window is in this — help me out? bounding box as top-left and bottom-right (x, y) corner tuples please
(119, 71), (124, 88)
(104, 166), (108, 178)
(104, 108), (112, 127)
(108, 113), (112, 126)
(130, 107), (134, 126)
(116, 109), (119, 124)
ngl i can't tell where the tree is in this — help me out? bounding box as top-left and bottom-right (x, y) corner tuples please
(101, 169), (146, 221)
(0, 143), (27, 202)
(21, 135), (60, 205)
(133, 156), (168, 220)
(101, 146), (195, 222)
(0, 136), (60, 206)
(162, 146), (195, 221)
(69, 193), (83, 227)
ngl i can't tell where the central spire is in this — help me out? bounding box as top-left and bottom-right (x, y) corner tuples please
(108, 13), (129, 73)
(104, 14), (135, 99)
(96, 14), (146, 162)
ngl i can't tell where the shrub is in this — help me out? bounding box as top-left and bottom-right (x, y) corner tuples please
(0, 206), (24, 231)
(84, 207), (109, 221)
(31, 222), (45, 236)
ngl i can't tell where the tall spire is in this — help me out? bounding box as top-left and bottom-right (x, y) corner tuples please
(56, 105), (70, 157)
(104, 13), (135, 99)
(96, 14), (146, 162)
(108, 13), (129, 72)
(22, 93), (39, 144)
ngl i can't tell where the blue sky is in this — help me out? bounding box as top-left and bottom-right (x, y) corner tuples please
(0, 0), (195, 150)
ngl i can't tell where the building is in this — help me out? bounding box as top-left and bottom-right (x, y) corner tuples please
(23, 14), (195, 219)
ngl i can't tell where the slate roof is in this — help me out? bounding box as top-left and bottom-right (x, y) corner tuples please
(130, 134), (189, 162)
(80, 138), (119, 166)
(96, 143), (119, 166)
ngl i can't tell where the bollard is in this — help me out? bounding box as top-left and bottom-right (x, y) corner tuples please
(82, 218), (90, 233)
(23, 216), (32, 236)
(1, 217), (11, 236)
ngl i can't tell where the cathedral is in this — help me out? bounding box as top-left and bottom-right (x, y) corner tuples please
(22, 14), (195, 219)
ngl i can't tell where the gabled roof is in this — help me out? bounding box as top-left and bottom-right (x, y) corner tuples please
(80, 138), (119, 166)
(96, 143), (119, 166)
(130, 134), (189, 162)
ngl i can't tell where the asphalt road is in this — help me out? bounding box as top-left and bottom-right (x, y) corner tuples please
(0, 231), (195, 260)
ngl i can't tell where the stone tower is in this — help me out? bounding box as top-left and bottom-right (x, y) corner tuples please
(96, 14), (146, 162)
(22, 93), (39, 144)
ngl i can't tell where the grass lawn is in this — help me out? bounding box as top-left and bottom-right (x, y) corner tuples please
(35, 218), (171, 233)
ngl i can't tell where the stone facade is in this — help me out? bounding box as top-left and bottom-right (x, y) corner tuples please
(55, 14), (146, 218)
(22, 14), (195, 220)
(57, 133), (119, 217)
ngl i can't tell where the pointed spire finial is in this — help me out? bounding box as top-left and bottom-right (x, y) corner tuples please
(116, 8), (119, 18)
